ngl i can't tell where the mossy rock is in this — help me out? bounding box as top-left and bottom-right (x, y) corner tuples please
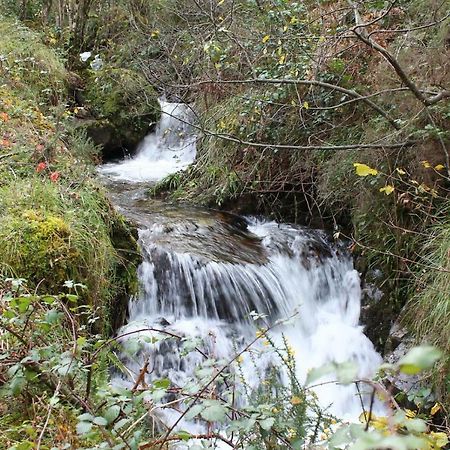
(83, 67), (160, 157)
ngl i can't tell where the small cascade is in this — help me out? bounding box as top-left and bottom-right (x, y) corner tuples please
(115, 214), (383, 422)
(99, 100), (196, 182)
(99, 101), (383, 436)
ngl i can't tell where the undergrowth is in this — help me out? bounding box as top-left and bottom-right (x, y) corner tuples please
(0, 14), (138, 322)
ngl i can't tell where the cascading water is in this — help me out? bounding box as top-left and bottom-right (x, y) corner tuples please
(99, 100), (196, 182)
(100, 100), (384, 440)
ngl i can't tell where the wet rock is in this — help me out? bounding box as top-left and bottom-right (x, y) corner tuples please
(384, 326), (436, 409)
(358, 266), (395, 353)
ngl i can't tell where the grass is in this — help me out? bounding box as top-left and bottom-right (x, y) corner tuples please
(403, 205), (450, 403)
(0, 16), (67, 105)
(0, 15), (138, 323)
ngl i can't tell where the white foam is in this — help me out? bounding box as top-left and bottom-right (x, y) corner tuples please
(99, 100), (196, 182)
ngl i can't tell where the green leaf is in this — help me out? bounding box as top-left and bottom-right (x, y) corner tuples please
(16, 296), (33, 313)
(336, 361), (358, 384)
(259, 417), (275, 430)
(114, 418), (131, 430)
(93, 416), (108, 426)
(305, 363), (334, 385)
(200, 402), (227, 422)
(77, 413), (94, 422)
(104, 405), (121, 424)
(13, 442), (34, 450)
(45, 309), (62, 324)
(10, 374), (26, 396)
(398, 345), (442, 375)
(150, 388), (166, 402)
(76, 421), (93, 435)
(184, 404), (204, 421)
(153, 378), (170, 390)
(404, 418), (427, 433)
(178, 430), (192, 441)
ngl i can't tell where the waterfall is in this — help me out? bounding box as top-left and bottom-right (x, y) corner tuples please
(99, 100), (196, 182)
(100, 100), (383, 437)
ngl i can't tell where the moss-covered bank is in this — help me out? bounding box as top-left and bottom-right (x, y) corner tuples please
(0, 15), (140, 331)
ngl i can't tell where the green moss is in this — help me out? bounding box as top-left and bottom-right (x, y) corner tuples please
(84, 66), (160, 149)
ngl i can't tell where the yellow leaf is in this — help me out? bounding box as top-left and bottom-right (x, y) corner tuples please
(380, 185), (394, 195)
(405, 409), (416, 418)
(434, 164), (445, 171)
(353, 163), (378, 177)
(236, 355), (243, 363)
(278, 54), (286, 64)
(430, 402), (441, 416)
(262, 34), (270, 43)
(396, 168), (406, 175)
(218, 0), (225, 4)
(421, 160), (431, 168)
(290, 16), (299, 25)
(303, 101), (309, 110)
(256, 329), (265, 338)
(429, 432), (449, 448)
(291, 396), (302, 405)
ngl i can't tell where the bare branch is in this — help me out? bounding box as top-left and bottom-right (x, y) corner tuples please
(172, 77), (401, 129)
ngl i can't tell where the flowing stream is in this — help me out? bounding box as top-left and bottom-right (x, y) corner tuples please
(98, 100), (383, 439)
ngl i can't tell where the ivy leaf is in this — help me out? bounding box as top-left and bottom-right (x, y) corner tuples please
(379, 185), (394, 195)
(398, 345), (442, 375)
(353, 163), (378, 176)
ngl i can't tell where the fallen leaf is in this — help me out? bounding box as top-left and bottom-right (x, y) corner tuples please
(380, 185), (394, 195)
(50, 171), (60, 182)
(353, 163), (378, 176)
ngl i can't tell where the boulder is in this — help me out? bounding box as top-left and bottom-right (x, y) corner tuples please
(82, 67), (160, 159)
